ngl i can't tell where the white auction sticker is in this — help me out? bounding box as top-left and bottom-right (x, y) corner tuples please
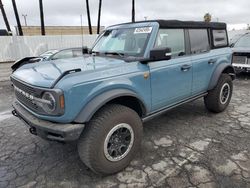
(134, 27), (152, 34)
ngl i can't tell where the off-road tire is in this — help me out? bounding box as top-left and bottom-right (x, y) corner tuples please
(77, 104), (143, 175)
(204, 73), (233, 113)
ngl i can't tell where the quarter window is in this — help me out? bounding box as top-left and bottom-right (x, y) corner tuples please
(212, 29), (228, 47)
(155, 29), (185, 57)
(189, 29), (210, 54)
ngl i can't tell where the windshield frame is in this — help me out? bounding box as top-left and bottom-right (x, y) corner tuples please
(91, 23), (158, 58)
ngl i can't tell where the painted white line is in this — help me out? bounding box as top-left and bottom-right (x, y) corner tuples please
(0, 110), (13, 121)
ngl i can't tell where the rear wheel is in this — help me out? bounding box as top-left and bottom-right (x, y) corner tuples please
(77, 104), (142, 175)
(204, 74), (233, 113)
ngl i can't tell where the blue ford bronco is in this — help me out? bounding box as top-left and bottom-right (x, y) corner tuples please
(11, 20), (235, 175)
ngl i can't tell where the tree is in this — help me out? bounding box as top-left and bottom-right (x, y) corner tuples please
(12, 0), (23, 35)
(204, 13), (212, 22)
(0, 0), (11, 32)
(97, 0), (102, 34)
(85, 0), (92, 34)
(132, 0), (135, 22)
(39, 0), (45, 35)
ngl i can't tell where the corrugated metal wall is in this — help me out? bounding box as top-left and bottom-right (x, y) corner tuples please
(0, 35), (98, 62)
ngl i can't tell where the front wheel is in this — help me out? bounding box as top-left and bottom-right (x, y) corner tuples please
(77, 104), (143, 175)
(204, 74), (233, 113)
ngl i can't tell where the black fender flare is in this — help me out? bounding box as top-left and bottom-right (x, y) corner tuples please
(208, 63), (235, 90)
(74, 89), (147, 123)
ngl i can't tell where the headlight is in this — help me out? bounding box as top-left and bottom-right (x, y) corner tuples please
(41, 92), (56, 113)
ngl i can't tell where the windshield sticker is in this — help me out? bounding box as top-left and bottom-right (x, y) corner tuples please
(134, 27), (152, 34)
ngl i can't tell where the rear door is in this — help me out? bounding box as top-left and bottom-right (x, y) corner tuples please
(149, 29), (193, 111)
(189, 29), (215, 95)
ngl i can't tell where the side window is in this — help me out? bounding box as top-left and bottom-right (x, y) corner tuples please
(52, 50), (73, 60)
(212, 29), (228, 47)
(155, 29), (185, 57)
(189, 29), (210, 54)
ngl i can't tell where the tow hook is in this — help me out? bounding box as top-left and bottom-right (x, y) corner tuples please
(12, 110), (18, 117)
(29, 127), (37, 135)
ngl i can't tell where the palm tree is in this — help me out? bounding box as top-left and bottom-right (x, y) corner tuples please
(12, 0), (23, 35)
(85, 0), (92, 34)
(0, 0), (11, 32)
(132, 0), (135, 22)
(204, 13), (212, 22)
(97, 0), (102, 34)
(39, 0), (45, 35)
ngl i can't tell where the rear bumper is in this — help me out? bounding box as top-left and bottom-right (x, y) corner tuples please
(233, 63), (250, 72)
(12, 100), (85, 142)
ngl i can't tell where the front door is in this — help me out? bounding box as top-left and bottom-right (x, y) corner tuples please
(149, 29), (192, 111)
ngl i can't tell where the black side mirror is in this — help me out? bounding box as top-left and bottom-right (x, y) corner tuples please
(82, 46), (90, 54)
(150, 47), (172, 61)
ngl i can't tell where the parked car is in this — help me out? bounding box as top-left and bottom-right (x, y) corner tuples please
(11, 47), (84, 72)
(230, 33), (244, 46)
(231, 33), (250, 73)
(11, 20), (235, 175)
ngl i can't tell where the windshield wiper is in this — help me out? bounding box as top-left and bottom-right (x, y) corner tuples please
(104, 51), (125, 57)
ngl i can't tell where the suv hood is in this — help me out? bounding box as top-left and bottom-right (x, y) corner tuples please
(11, 55), (126, 88)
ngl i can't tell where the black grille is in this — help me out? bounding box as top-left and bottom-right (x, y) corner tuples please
(15, 90), (39, 110)
(11, 77), (45, 114)
(12, 78), (36, 95)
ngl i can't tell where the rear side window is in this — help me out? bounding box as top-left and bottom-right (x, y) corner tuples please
(189, 29), (210, 54)
(155, 29), (185, 58)
(212, 30), (228, 47)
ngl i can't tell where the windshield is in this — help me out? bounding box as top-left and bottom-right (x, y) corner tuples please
(234, 35), (250, 48)
(92, 27), (152, 57)
(40, 50), (59, 58)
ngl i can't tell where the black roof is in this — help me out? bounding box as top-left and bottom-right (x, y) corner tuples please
(112, 20), (227, 30)
(156, 20), (226, 29)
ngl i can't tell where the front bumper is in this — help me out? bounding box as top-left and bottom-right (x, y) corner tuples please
(12, 101), (85, 142)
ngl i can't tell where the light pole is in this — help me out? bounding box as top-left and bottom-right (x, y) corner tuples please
(85, 0), (92, 35)
(12, 0), (23, 35)
(80, 14), (83, 46)
(132, 0), (135, 22)
(97, 0), (102, 34)
(39, 0), (45, 35)
(22, 14), (27, 26)
(0, 0), (11, 32)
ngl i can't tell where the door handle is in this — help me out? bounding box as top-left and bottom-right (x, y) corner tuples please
(208, 59), (216, 65)
(181, 64), (192, 72)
